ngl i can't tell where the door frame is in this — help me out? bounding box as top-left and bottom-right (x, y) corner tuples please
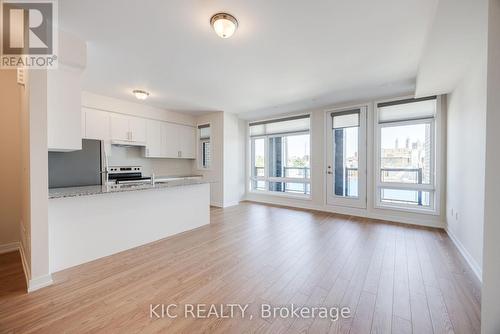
(324, 104), (368, 209)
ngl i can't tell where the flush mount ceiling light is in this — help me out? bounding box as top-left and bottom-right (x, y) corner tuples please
(132, 89), (150, 100)
(210, 13), (238, 39)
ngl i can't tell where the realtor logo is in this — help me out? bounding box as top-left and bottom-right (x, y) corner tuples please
(1, 0), (58, 68)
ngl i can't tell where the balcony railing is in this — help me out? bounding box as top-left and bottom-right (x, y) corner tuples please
(283, 167), (310, 179)
(253, 166), (424, 204)
(253, 167), (311, 179)
(343, 167), (424, 205)
(252, 167), (311, 194)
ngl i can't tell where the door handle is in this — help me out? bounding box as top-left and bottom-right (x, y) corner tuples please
(327, 171), (333, 175)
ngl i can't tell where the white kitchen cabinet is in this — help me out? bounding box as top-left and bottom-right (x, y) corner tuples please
(129, 117), (147, 143)
(83, 107), (195, 159)
(145, 120), (162, 157)
(161, 122), (179, 158)
(109, 114), (146, 144)
(83, 108), (109, 141)
(47, 66), (83, 151)
(110, 115), (129, 142)
(179, 125), (196, 159)
(158, 123), (195, 159)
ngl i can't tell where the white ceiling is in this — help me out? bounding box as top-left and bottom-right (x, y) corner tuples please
(59, 0), (438, 118)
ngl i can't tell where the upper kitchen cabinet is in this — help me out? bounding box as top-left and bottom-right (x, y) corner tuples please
(145, 120), (162, 157)
(110, 114), (129, 142)
(47, 31), (87, 152)
(110, 115), (146, 145)
(159, 122), (196, 159)
(178, 125), (196, 159)
(129, 117), (147, 143)
(83, 107), (109, 141)
(161, 122), (180, 158)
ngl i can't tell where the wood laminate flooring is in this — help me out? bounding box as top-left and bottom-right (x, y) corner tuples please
(0, 202), (481, 333)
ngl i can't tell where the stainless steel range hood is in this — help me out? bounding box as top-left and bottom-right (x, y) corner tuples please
(110, 140), (146, 147)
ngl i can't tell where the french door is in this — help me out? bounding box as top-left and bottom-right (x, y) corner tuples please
(326, 106), (367, 208)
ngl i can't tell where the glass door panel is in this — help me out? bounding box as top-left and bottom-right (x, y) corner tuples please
(326, 107), (367, 208)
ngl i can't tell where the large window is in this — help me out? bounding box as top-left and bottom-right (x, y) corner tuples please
(250, 115), (310, 196)
(198, 124), (211, 169)
(376, 97), (438, 212)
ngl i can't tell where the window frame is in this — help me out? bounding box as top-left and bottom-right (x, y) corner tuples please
(249, 115), (312, 198)
(374, 96), (441, 215)
(197, 123), (211, 170)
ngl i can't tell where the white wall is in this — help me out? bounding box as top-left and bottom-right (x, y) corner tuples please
(108, 146), (194, 177)
(193, 112), (224, 207)
(20, 68), (31, 278)
(222, 112), (246, 207)
(18, 69), (53, 291)
(0, 70), (21, 251)
(245, 98), (446, 228)
(481, 1), (500, 332)
(446, 55), (487, 278)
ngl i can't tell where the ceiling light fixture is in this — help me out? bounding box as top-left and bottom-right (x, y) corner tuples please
(210, 13), (238, 39)
(133, 89), (150, 100)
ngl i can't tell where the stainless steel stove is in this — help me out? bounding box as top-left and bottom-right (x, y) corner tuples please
(107, 166), (151, 185)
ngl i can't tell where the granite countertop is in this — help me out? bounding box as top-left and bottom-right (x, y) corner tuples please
(49, 179), (208, 199)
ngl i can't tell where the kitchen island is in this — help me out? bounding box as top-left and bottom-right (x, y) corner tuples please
(48, 180), (210, 273)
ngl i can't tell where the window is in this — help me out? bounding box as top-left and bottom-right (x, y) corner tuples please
(198, 124), (211, 169)
(376, 96), (438, 212)
(250, 115), (310, 196)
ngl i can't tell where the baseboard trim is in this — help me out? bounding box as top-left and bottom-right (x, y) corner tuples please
(18, 243), (31, 289)
(0, 241), (19, 254)
(244, 196), (444, 229)
(445, 227), (482, 283)
(28, 274), (53, 293)
(4, 242), (54, 293)
(222, 201), (240, 208)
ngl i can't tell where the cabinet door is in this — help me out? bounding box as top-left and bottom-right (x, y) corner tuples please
(161, 122), (180, 158)
(179, 125), (196, 159)
(84, 108), (110, 141)
(145, 120), (162, 157)
(129, 116), (147, 143)
(110, 115), (130, 141)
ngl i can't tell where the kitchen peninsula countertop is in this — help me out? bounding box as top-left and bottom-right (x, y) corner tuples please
(49, 178), (208, 199)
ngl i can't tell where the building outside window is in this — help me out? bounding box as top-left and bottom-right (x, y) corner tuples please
(249, 115), (311, 196)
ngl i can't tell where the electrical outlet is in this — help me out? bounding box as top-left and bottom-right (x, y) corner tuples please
(17, 68), (25, 85)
